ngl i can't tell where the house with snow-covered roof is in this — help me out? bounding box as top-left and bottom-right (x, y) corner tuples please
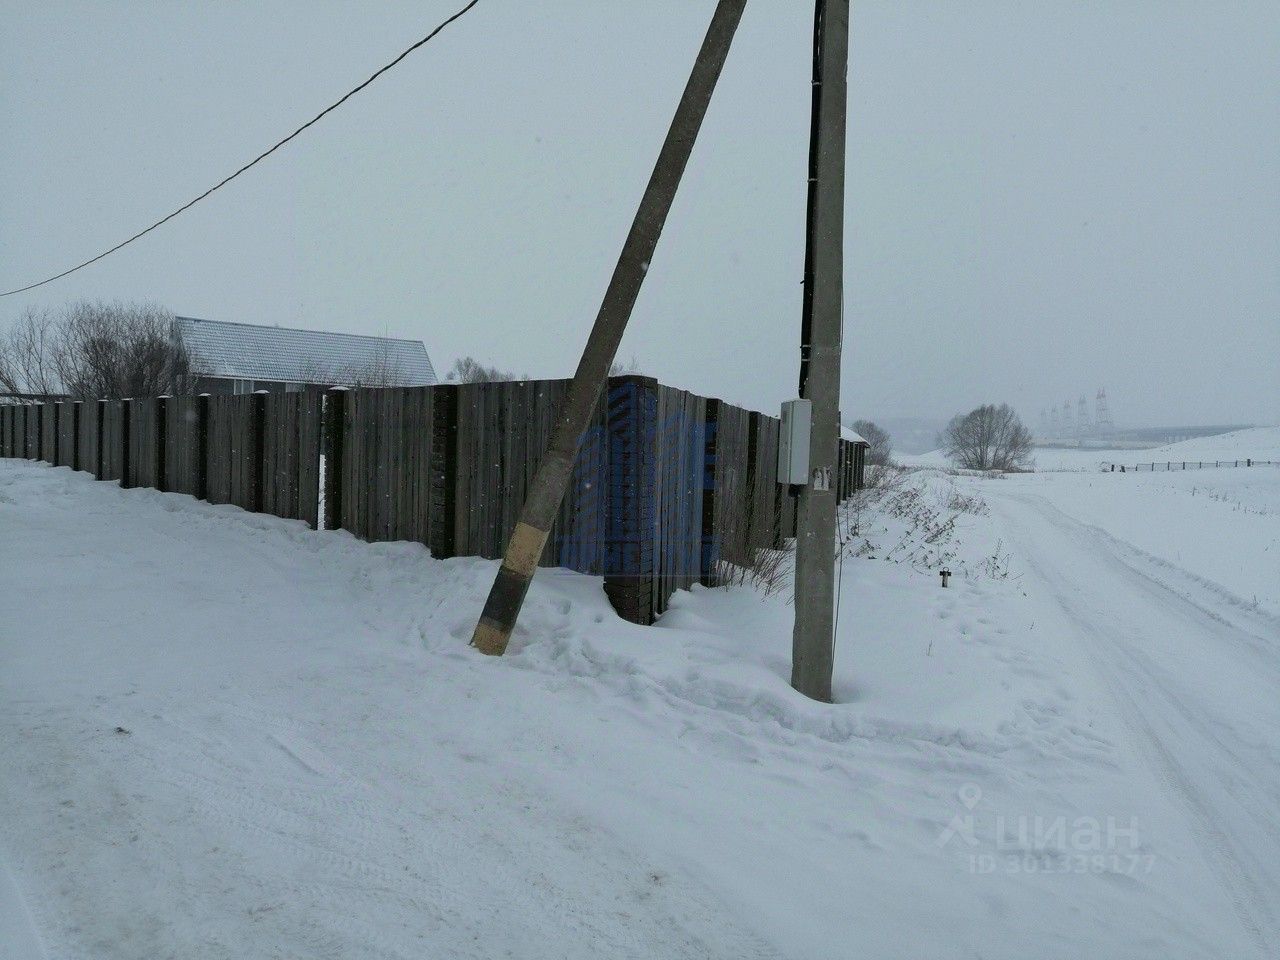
(173, 316), (437, 395)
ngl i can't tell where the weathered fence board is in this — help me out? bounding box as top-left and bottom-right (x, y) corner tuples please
(55, 402), (77, 469)
(206, 394), (258, 511)
(0, 406), (14, 458)
(450, 378), (608, 570)
(325, 387), (430, 542)
(703, 399), (752, 578)
(126, 398), (162, 489)
(164, 396), (203, 498)
(40, 404), (57, 463)
(661, 386), (708, 616)
(77, 402), (100, 475)
(746, 413), (783, 549)
(24, 406), (38, 460)
(99, 401), (127, 482)
(261, 391), (323, 528)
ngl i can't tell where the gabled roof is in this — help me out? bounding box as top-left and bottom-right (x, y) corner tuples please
(175, 316), (437, 386)
(841, 425), (869, 445)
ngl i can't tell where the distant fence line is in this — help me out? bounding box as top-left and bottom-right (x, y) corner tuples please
(1, 378), (866, 625)
(1102, 459), (1277, 473)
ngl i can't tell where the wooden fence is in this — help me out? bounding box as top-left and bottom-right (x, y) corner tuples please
(1, 380), (866, 625)
(1102, 459), (1277, 472)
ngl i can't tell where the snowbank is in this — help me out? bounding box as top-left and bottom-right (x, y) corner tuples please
(0, 460), (1270, 958)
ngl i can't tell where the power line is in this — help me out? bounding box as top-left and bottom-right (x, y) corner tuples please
(1, 0), (482, 298)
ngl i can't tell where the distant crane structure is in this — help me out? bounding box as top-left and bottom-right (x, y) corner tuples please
(1040, 388), (1117, 441)
(1095, 388), (1114, 435)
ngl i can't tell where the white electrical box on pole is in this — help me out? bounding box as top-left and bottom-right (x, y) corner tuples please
(778, 399), (813, 485)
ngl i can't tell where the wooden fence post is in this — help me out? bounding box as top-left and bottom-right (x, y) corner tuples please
(197, 394), (211, 501)
(252, 391), (267, 514)
(120, 399), (132, 487)
(96, 400), (107, 478)
(323, 388), (346, 532)
(428, 384), (457, 558)
(155, 396), (169, 492)
(72, 402), (82, 471)
(700, 398), (721, 587)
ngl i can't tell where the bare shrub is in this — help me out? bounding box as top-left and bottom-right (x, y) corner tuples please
(717, 477), (795, 599)
(718, 545), (791, 599)
(944, 487), (989, 515)
(836, 479), (958, 572)
(942, 403), (1033, 471)
(973, 540), (1013, 580)
(609, 355), (641, 376)
(861, 462), (908, 491)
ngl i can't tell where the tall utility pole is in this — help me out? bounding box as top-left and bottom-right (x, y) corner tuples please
(792, 0), (849, 702)
(471, 0), (748, 656)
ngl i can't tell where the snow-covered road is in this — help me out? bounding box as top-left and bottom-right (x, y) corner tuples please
(985, 481), (1280, 957)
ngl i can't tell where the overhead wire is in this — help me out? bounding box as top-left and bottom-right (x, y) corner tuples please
(0, 0), (482, 297)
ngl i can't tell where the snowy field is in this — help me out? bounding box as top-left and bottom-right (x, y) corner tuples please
(905, 425), (1280, 472)
(3, 442), (1279, 958)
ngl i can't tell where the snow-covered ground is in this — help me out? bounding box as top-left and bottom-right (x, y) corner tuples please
(3, 451), (1278, 958)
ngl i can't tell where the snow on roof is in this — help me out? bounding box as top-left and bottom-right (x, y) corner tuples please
(841, 425), (868, 445)
(175, 316), (437, 386)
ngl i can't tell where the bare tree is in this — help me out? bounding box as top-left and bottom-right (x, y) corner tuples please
(943, 404), (1033, 471)
(3, 301), (188, 399)
(444, 356), (526, 383)
(52, 302), (190, 399)
(851, 418), (892, 465)
(0, 307), (62, 396)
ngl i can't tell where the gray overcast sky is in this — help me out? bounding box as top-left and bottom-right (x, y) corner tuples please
(2, 1), (1277, 428)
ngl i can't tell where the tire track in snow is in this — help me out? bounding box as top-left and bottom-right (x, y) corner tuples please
(0, 855), (48, 960)
(989, 489), (1280, 957)
(1020, 495), (1280, 658)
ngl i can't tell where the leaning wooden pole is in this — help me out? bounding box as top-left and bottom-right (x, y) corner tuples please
(471, 0), (748, 656)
